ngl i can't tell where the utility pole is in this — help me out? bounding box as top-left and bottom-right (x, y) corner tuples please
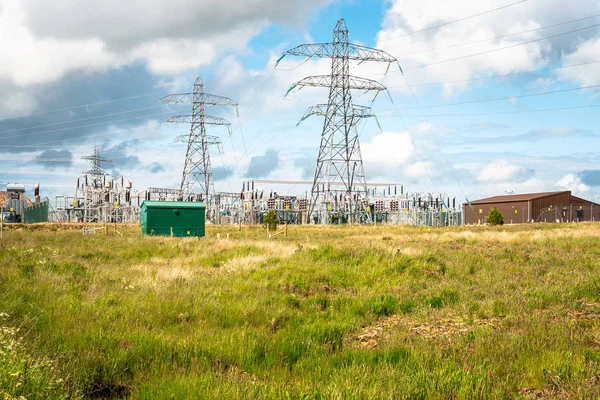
(277, 19), (399, 224)
(160, 77), (238, 213)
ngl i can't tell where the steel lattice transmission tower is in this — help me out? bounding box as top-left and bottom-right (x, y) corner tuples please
(81, 146), (112, 187)
(160, 77), (238, 203)
(277, 19), (398, 223)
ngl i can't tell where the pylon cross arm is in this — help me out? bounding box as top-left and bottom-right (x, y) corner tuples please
(175, 134), (222, 145)
(159, 93), (238, 107)
(166, 115), (232, 126)
(286, 75), (388, 97)
(277, 43), (397, 64)
(297, 104), (376, 126)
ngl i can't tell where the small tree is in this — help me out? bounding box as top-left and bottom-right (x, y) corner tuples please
(486, 207), (504, 226)
(263, 210), (279, 231)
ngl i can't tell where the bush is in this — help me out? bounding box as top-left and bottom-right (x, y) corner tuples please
(263, 210), (279, 231)
(486, 207), (504, 226)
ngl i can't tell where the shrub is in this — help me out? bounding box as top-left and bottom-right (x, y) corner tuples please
(486, 207), (504, 226)
(263, 210), (279, 231)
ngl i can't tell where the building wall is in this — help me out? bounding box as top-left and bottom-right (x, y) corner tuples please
(464, 192), (600, 224)
(464, 200), (528, 224)
(530, 192), (570, 222)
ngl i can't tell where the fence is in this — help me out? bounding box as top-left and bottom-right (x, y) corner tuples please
(23, 201), (49, 224)
(535, 204), (599, 223)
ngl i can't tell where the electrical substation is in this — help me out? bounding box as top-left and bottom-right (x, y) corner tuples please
(3, 18), (598, 227)
(44, 19), (462, 227)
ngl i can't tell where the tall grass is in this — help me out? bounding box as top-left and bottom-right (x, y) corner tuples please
(0, 222), (599, 398)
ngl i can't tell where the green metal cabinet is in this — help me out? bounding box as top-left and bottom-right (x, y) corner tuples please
(140, 201), (206, 237)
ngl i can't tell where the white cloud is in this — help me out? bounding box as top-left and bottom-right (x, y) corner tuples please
(0, 0), (331, 86)
(556, 173), (590, 195)
(477, 159), (534, 183)
(128, 26), (259, 75)
(362, 131), (414, 178)
(376, 0), (600, 93)
(558, 37), (600, 87)
(403, 160), (433, 180)
(0, 0), (117, 85)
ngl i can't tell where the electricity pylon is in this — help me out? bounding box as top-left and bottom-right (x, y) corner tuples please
(160, 77), (238, 205)
(81, 146), (112, 187)
(277, 19), (398, 224)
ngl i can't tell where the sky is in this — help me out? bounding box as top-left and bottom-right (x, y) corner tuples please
(1, 0), (599, 205)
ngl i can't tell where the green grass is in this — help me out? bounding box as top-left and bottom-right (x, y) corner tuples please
(1, 222), (600, 398)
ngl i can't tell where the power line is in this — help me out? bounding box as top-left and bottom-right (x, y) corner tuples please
(0, 104), (178, 135)
(399, 73), (477, 219)
(389, 104), (600, 117)
(0, 110), (178, 141)
(405, 23), (600, 70)
(383, 84), (600, 111)
(387, 60), (600, 88)
(396, 13), (600, 56)
(379, 0), (528, 42)
(0, 90), (173, 122)
(0, 123), (167, 149)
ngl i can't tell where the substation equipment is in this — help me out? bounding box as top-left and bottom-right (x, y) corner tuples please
(50, 20), (462, 227)
(54, 147), (140, 223)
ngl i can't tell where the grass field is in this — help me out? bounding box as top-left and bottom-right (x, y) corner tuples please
(1, 222), (600, 399)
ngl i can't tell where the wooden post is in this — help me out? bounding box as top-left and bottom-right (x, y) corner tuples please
(285, 223), (288, 238)
(114, 222), (117, 233)
(170, 227), (173, 237)
(105, 224), (108, 235)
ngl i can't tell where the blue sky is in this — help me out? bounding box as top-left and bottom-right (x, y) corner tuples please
(1, 0), (599, 204)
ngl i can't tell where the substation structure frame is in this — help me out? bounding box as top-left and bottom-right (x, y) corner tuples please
(53, 147), (140, 223)
(54, 175), (140, 223)
(277, 18), (399, 224)
(159, 77), (238, 223)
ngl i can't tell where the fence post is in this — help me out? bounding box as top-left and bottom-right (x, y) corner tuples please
(285, 223), (288, 238)
(170, 227), (173, 237)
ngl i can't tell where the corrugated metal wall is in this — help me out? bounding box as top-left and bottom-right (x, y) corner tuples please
(23, 201), (49, 224)
(464, 200), (528, 224)
(464, 192), (600, 224)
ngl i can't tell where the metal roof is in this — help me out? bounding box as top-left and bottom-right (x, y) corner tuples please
(571, 195), (600, 207)
(468, 191), (569, 204)
(141, 201), (206, 209)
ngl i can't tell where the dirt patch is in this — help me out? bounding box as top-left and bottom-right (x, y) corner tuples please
(520, 385), (567, 399)
(352, 315), (500, 349)
(568, 303), (600, 320)
(214, 359), (260, 383)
